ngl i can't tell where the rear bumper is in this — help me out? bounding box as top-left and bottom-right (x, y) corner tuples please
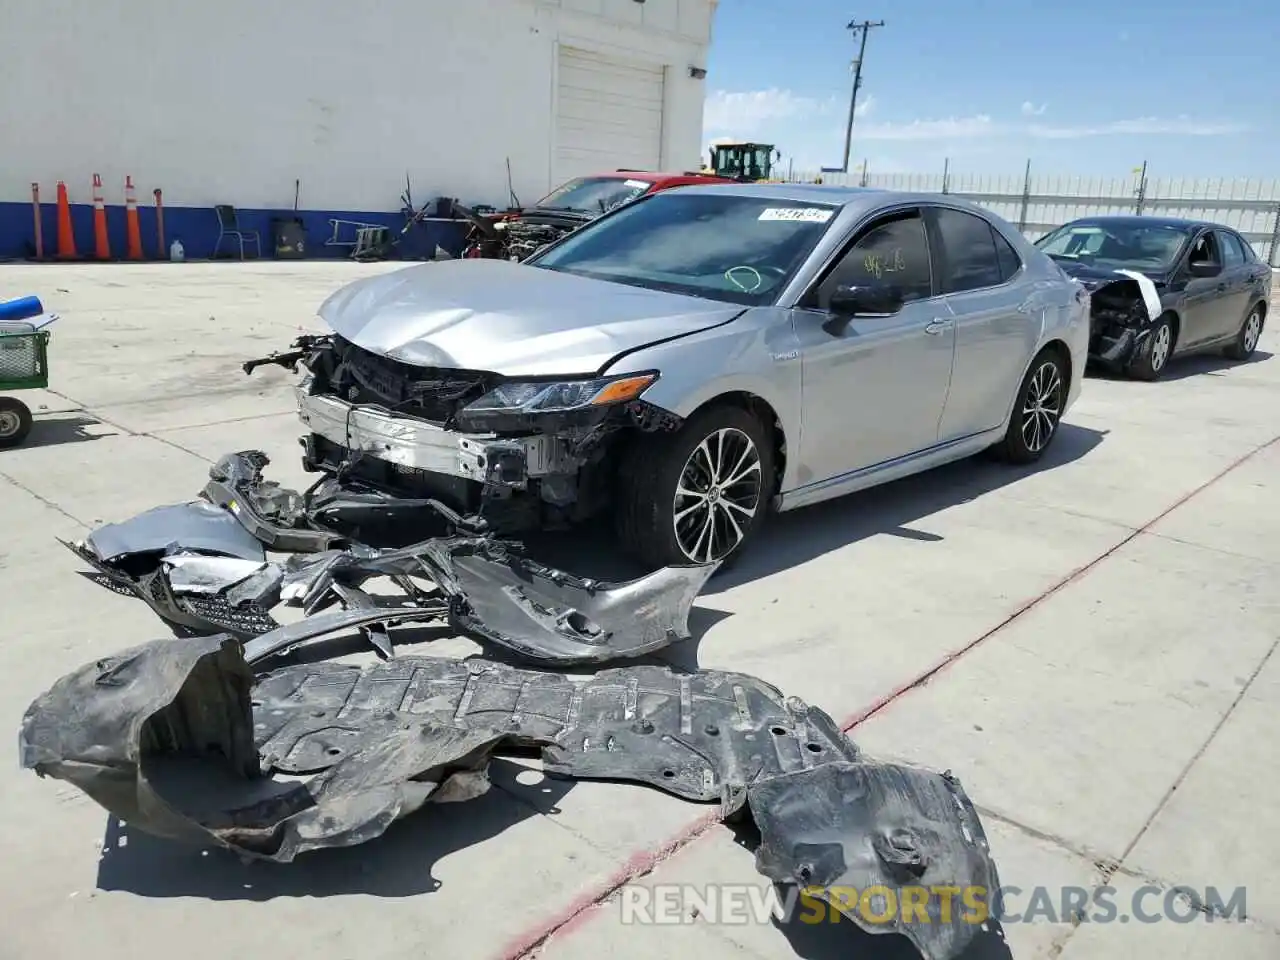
(295, 384), (571, 487)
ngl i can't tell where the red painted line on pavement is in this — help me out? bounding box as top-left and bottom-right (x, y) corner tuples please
(839, 432), (1279, 731)
(496, 810), (722, 959)
(499, 433), (1278, 959)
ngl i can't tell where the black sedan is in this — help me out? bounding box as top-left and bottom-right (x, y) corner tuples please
(1035, 216), (1271, 380)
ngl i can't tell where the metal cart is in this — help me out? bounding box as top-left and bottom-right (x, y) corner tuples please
(0, 296), (57, 449)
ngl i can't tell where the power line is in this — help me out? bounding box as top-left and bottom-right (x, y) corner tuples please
(840, 18), (885, 174)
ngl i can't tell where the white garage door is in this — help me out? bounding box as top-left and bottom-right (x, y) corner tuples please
(554, 46), (665, 184)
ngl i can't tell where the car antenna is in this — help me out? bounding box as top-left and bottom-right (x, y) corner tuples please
(506, 157), (521, 209)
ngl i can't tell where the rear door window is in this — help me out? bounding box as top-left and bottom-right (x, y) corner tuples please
(1217, 230), (1246, 267)
(933, 208), (1006, 293)
(992, 229), (1023, 282)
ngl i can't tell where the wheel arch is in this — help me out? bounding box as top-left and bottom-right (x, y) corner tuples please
(1005, 338), (1073, 429)
(1157, 308), (1181, 351)
(685, 390), (788, 498)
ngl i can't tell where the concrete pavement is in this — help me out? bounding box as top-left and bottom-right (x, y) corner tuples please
(1, 262), (1276, 960)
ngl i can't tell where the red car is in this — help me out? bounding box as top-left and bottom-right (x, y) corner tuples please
(461, 170), (736, 260)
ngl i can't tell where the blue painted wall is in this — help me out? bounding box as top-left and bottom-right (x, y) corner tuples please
(0, 201), (469, 262)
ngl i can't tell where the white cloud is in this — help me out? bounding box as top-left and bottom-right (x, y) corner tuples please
(703, 87), (872, 138)
(1028, 116), (1250, 138)
(702, 88), (829, 134)
(855, 115), (996, 141)
(1021, 101), (1048, 116)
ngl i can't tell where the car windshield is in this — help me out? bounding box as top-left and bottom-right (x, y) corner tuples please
(1035, 221), (1192, 271)
(532, 176), (653, 215)
(527, 191), (839, 306)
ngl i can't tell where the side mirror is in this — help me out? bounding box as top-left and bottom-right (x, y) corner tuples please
(827, 284), (904, 316)
(1187, 260), (1221, 279)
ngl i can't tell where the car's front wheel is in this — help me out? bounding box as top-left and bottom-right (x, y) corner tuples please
(1128, 314), (1175, 380)
(614, 403), (774, 569)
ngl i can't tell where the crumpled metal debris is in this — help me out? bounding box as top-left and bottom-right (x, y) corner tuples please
(19, 634), (997, 960)
(65, 505), (716, 666)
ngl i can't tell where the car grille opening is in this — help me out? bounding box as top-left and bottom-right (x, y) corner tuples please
(327, 336), (497, 425)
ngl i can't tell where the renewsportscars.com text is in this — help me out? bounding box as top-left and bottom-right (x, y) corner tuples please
(617, 883), (1247, 926)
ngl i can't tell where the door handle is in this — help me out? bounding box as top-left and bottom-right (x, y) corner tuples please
(1216, 282), (1227, 292)
(924, 318), (953, 335)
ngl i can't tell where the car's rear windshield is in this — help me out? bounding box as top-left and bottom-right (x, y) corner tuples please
(532, 176), (653, 216)
(527, 191), (840, 305)
(1035, 221), (1193, 271)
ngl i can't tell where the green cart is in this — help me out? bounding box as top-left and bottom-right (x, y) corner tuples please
(0, 301), (56, 449)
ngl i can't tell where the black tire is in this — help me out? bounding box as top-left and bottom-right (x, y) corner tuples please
(1224, 302), (1265, 361)
(1128, 314), (1175, 381)
(614, 403), (774, 569)
(993, 348), (1067, 465)
(0, 397), (33, 449)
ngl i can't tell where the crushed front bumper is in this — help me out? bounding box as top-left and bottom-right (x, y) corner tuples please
(1088, 325), (1147, 367)
(296, 384), (574, 487)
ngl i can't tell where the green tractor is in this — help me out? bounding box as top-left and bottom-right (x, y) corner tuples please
(703, 141), (783, 182)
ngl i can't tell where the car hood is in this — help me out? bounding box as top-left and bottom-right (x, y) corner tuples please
(1054, 258), (1168, 292)
(317, 259), (744, 377)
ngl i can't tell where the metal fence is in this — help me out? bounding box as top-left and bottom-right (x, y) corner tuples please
(789, 160), (1280, 266)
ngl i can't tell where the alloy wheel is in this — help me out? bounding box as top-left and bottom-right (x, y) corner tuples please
(0, 411), (20, 438)
(1021, 360), (1063, 454)
(1149, 323), (1172, 373)
(1243, 310), (1262, 353)
(672, 427), (763, 563)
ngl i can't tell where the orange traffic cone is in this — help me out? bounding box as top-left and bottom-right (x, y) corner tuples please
(92, 173), (110, 260)
(55, 181), (78, 259)
(124, 176), (143, 260)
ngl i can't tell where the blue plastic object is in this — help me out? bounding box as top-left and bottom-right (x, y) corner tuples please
(0, 296), (44, 324)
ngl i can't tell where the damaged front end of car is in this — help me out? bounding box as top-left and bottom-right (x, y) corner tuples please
(1071, 269), (1167, 369)
(247, 333), (683, 539)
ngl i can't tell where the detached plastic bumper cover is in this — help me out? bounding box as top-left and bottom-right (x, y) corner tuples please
(19, 635), (998, 960)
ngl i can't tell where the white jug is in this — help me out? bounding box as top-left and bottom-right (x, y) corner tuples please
(169, 239), (185, 262)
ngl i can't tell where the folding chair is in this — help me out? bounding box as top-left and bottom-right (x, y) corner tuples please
(213, 205), (262, 259)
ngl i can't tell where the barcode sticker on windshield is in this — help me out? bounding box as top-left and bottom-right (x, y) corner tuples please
(759, 207), (834, 223)
(624, 179), (650, 189)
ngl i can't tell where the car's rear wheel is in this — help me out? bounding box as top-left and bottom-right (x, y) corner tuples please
(1225, 303), (1265, 360)
(614, 403), (774, 569)
(1128, 314), (1174, 380)
(993, 348), (1067, 464)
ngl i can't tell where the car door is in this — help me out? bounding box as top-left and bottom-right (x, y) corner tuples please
(928, 206), (1038, 441)
(1212, 229), (1253, 340)
(1173, 230), (1229, 350)
(791, 206), (955, 485)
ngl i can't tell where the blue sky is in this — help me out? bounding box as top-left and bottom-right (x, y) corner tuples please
(702, 0), (1275, 179)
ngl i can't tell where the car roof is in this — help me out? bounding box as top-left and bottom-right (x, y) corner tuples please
(652, 182), (1009, 219)
(593, 170), (732, 184)
(1057, 214), (1223, 231)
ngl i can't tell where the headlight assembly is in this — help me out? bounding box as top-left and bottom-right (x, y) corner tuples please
(461, 372), (657, 418)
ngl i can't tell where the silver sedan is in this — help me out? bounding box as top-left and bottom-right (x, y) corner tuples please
(288, 184), (1090, 568)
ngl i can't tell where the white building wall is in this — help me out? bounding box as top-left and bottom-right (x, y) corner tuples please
(0, 0), (715, 214)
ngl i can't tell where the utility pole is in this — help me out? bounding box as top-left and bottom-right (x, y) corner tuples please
(840, 18), (884, 173)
